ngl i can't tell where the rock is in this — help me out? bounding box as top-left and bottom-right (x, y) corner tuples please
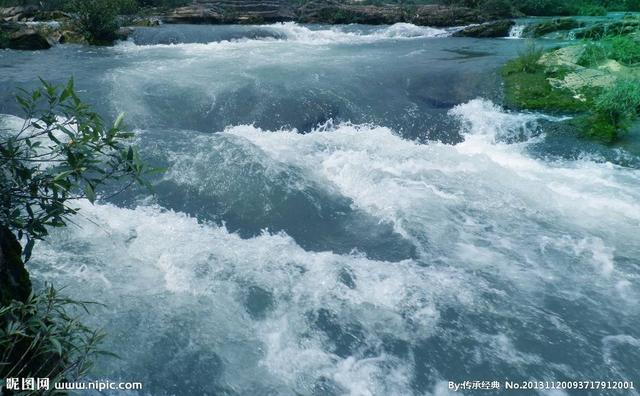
(33, 10), (72, 22)
(548, 68), (616, 92)
(124, 16), (162, 27)
(574, 18), (640, 39)
(162, 0), (488, 27)
(409, 5), (488, 27)
(453, 20), (515, 38)
(4, 27), (52, 50)
(538, 45), (586, 70)
(165, 0), (295, 24)
(164, 4), (224, 24)
(116, 26), (135, 40)
(0, 5), (39, 22)
(523, 18), (583, 38)
(0, 226), (31, 305)
(60, 29), (87, 45)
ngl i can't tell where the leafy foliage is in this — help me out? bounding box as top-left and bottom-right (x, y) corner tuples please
(0, 285), (109, 394)
(0, 79), (153, 261)
(68, 0), (120, 45)
(578, 3), (608, 15)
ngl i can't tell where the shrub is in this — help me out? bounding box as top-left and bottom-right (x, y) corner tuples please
(578, 3), (608, 15)
(481, 0), (513, 16)
(0, 285), (107, 392)
(69, 0), (120, 45)
(516, 0), (578, 16)
(0, 79), (153, 260)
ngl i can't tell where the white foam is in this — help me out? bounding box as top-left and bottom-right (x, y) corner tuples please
(32, 201), (476, 394)
(507, 24), (525, 39)
(28, 98), (640, 393)
(117, 22), (449, 51)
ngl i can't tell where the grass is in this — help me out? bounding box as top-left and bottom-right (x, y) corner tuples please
(503, 40), (640, 143)
(502, 43), (589, 113)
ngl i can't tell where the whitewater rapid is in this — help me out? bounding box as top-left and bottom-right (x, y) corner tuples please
(25, 98), (640, 395)
(1, 21), (638, 395)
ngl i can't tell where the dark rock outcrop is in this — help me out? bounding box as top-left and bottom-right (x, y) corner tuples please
(523, 18), (584, 38)
(164, 0), (488, 27)
(453, 19), (515, 38)
(0, 226), (31, 306)
(0, 23), (52, 50)
(408, 5), (489, 27)
(166, 0), (296, 24)
(0, 5), (39, 22)
(574, 16), (640, 39)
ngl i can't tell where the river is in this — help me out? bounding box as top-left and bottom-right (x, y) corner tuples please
(1, 23), (639, 395)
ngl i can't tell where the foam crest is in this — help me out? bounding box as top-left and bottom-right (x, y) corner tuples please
(119, 22), (449, 50)
(31, 201), (475, 394)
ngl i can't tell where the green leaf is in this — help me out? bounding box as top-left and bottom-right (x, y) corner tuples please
(114, 112), (125, 129)
(24, 238), (35, 261)
(50, 337), (63, 356)
(84, 183), (96, 204)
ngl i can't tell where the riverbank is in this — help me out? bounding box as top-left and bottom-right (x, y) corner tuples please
(0, 0), (504, 49)
(502, 15), (640, 143)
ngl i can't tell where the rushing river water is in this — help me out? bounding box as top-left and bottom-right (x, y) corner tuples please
(1, 23), (640, 395)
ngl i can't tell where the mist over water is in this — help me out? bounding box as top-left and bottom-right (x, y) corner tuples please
(2, 23), (639, 395)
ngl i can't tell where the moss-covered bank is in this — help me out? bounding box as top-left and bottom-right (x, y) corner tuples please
(502, 32), (640, 143)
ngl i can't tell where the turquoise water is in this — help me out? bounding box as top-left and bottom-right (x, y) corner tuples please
(1, 23), (639, 395)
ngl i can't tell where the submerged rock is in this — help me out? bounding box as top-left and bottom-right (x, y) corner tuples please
(453, 20), (515, 38)
(0, 226), (31, 305)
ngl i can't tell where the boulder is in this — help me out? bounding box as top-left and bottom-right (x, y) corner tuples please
(574, 18), (640, 39)
(453, 20), (515, 38)
(523, 18), (583, 38)
(116, 26), (135, 41)
(409, 5), (488, 27)
(0, 226), (31, 306)
(165, 0), (295, 24)
(538, 45), (586, 70)
(5, 27), (52, 50)
(60, 29), (88, 45)
(0, 5), (39, 22)
(162, 0), (488, 27)
(164, 4), (224, 24)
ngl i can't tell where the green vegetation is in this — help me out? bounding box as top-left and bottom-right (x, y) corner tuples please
(608, 36), (640, 64)
(1, 79), (154, 392)
(502, 43), (587, 112)
(1, 79), (152, 257)
(503, 38), (640, 142)
(578, 36), (640, 66)
(70, 0), (120, 44)
(0, 285), (109, 391)
(590, 78), (640, 139)
(0, 0), (189, 10)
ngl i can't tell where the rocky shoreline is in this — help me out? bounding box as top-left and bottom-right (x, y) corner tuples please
(1, 0), (513, 50)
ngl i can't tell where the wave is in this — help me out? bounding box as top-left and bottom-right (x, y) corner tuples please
(123, 22), (450, 49)
(27, 99), (640, 394)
